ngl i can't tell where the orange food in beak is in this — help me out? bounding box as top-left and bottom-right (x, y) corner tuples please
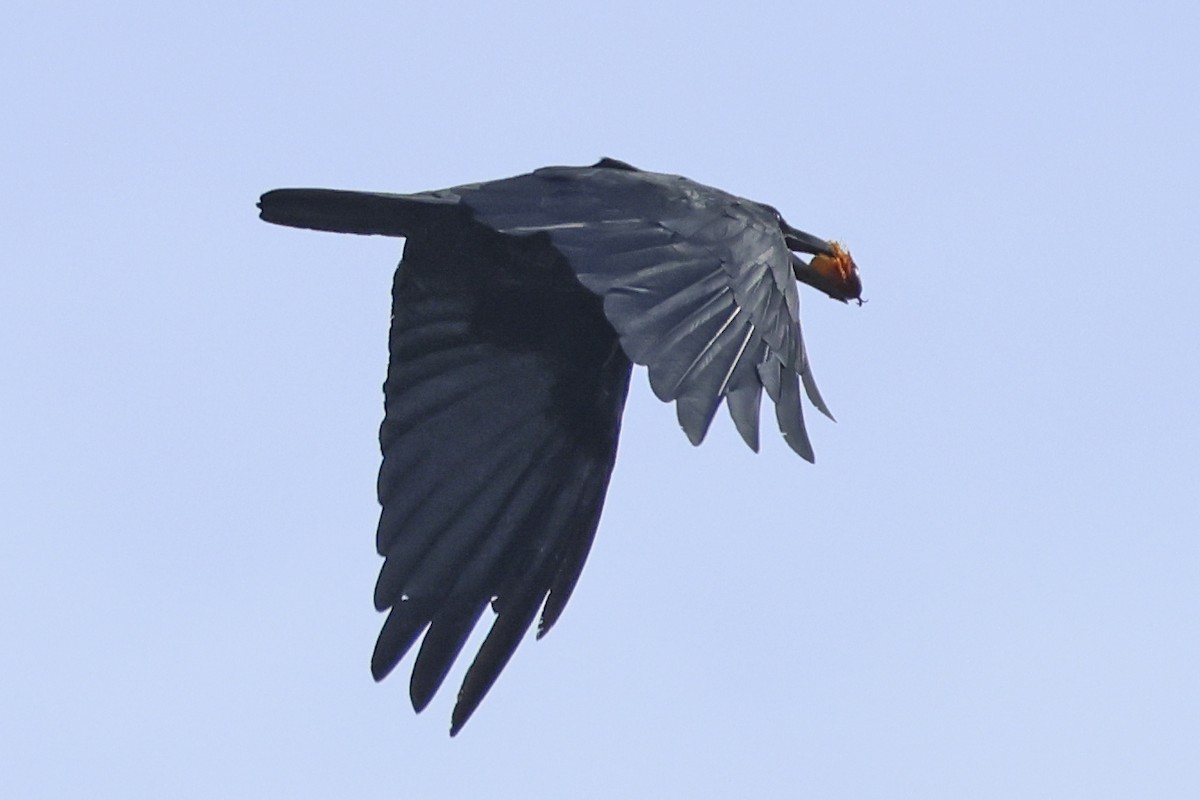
(809, 242), (863, 304)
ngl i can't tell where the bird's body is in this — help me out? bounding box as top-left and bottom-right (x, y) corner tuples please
(258, 158), (860, 734)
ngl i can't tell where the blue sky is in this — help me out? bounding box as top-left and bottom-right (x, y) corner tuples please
(3, 2), (1197, 797)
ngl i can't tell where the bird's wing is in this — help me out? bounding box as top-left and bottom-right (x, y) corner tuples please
(460, 166), (830, 460)
(370, 220), (632, 735)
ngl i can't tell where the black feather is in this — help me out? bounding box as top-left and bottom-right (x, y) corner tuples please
(257, 159), (848, 734)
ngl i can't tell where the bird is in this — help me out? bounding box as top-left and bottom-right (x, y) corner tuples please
(257, 157), (861, 735)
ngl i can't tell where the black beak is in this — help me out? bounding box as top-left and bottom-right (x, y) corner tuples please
(781, 221), (835, 257)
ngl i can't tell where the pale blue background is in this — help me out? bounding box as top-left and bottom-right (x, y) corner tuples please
(3, 2), (1197, 797)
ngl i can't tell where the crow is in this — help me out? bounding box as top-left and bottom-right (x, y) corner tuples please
(257, 158), (861, 735)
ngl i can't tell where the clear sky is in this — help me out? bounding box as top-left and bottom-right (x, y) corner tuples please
(3, 2), (1197, 797)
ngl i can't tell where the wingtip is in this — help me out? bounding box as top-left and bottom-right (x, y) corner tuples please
(799, 364), (836, 423)
(786, 434), (816, 463)
(776, 371), (816, 462)
(410, 683), (434, 714)
(370, 651), (394, 683)
(449, 699), (475, 737)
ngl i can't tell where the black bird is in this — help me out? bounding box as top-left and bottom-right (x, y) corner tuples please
(258, 158), (861, 735)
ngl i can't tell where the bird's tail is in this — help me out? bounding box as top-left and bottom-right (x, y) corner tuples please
(257, 188), (462, 238)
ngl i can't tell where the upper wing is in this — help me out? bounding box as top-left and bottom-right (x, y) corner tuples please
(371, 217), (632, 735)
(458, 164), (831, 460)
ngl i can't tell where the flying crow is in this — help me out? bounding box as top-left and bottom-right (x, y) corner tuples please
(257, 158), (861, 734)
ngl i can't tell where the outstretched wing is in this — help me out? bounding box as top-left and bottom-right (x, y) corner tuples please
(261, 188), (634, 735)
(458, 163), (831, 460)
(370, 218), (632, 735)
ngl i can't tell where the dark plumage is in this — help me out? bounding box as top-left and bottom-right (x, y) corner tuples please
(257, 158), (861, 735)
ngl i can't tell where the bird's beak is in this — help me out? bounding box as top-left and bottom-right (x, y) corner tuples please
(782, 223), (833, 257)
(784, 223), (863, 305)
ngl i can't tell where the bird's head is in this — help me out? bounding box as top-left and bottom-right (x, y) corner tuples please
(782, 222), (863, 304)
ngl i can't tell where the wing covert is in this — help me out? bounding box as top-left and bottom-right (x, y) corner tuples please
(458, 165), (829, 458)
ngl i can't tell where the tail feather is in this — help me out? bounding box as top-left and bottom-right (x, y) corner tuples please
(257, 188), (461, 238)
